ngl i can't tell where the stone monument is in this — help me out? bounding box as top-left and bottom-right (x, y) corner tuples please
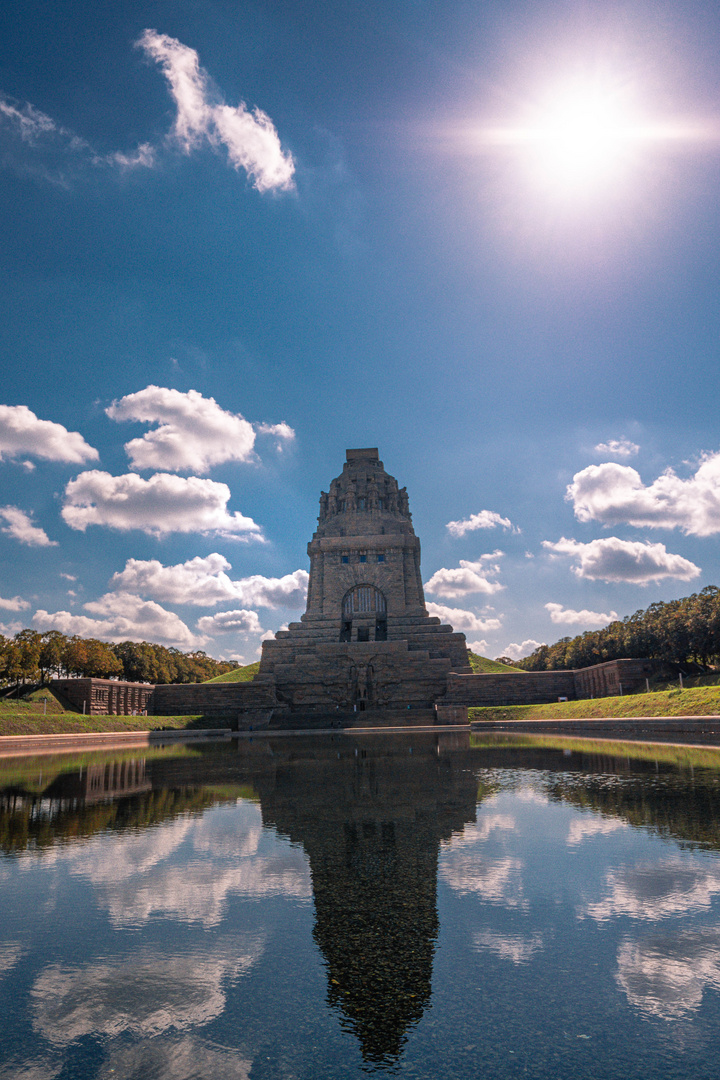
(252, 447), (471, 719)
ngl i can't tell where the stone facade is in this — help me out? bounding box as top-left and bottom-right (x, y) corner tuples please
(53, 678), (155, 716)
(254, 448), (471, 717)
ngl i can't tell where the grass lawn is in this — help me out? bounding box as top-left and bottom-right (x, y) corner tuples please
(467, 652), (525, 674)
(469, 685), (720, 723)
(204, 661), (261, 683)
(0, 714), (223, 737)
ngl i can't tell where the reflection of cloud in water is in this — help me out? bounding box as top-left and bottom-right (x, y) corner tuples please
(96, 1035), (252, 1080)
(515, 786), (548, 805)
(586, 859), (720, 922)
(35, 801), (310, 926)
(100, 854), (311, 926)
(39, 815), (193, 882)
(0, 942), (23, 978)
(617, 927), (720, 1020)
(473, 930), (544, 964)
(567, 814), (628, 846)
(440, 856), (525, 907)
(0, 1057), (62, 1080)
(32, 936), (263, 1046)
(442, 814), (516, 851)
(191, 808), (262, 858)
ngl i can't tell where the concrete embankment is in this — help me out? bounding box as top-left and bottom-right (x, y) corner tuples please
(0, 728), (232, 756)
(471, 715), (720, 742)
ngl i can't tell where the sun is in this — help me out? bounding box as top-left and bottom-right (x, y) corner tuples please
(478, 75), (703, 202)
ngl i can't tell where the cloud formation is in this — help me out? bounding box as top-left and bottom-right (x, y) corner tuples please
(0, 404), (98, 464)
(446, 510), (515, 537)
(424, 552), (504, 599)
(567, 453), (720, 536)
(33, 593), (203, 648)
(585, 859), (720, 923)
(502, 638), (544, 661)
(542, 536), (700, 584)
(62, 471), (261, 539)
(0, 506), (57, 547)
(110, 554), (308, 608)
(440, 856), (526, 907)
(196, 609), (263, 636)
(0, 595), (29, 611)
(473, 931), (544, 965)
(106, 387), (293, 473)
(544, 602), (618, 627)
(616, 928), (720, 1020)
(594, 438), (639, 458)
(32, 938), (262, 1046)
(138, 30), (295, 192)
(425, 602), (502, 634)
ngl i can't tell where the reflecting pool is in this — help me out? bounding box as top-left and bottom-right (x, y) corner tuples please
(2, 731), (720, 1078)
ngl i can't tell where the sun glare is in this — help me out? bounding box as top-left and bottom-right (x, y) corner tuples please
(478, 76), (707, 202)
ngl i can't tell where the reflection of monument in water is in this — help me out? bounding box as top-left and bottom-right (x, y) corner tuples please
(253, 734), (479, 1064)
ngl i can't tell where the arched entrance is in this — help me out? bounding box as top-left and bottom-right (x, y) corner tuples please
(340, 586), (387, 642)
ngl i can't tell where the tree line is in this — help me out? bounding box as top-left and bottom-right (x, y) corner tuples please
(0, 629), (239, 687)
(516, 585), (720, 671)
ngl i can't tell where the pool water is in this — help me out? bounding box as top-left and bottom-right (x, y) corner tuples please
(2, 730), (720, 1078)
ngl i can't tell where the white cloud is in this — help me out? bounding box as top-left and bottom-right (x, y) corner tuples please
(567, 814), (628, 845)
(594, 438), (639, 458)
(424, 552), (504, 599)
(97, 1036), (252, 1080)
(0, 404), (98, 464)
(466, 639), (488, 654)
(61, 471), (262, 539)
(255, 421), (296, 450)
(473, 931), (544, 965)
(138, 30), (295, 192)
(0, 943), (23, 979)
(446, 510), (515, 537)
(544, 602), (618, 627)
(442, 814), (517, 850)
(425, 602), (502, 634)
(103, 143), (155, 170)
(0, 506), (57, 547)
(106, 386), (286, 473)
(33, 593), (203, 648)
(542, 536), (700, 584)
(110, 554), (308, 609)
(0, 594), (29, 611)
(567, 452), (720, 536)
(616, 929), (720, 1020)
(32, 938), (263, 1046)
(51, 802), (311, 926)
(0, 97), (57, 141)
(197, 609), (263, 636)
(585, 859), (720, 923)
(440, 856), (526, 907)
(502, 639), (544, 661)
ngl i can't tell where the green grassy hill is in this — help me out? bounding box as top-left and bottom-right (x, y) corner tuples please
(204, 661), (261, 684)
(469, 684), (720, 722)
(468, 652), (525, 674)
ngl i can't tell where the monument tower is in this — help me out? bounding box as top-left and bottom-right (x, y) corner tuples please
(254, 448), (471, 718)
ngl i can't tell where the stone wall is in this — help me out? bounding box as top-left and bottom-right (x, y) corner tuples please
(52, 678), (155, 716)
(443, 658), (662, 708)
(444, 671), (577, 707)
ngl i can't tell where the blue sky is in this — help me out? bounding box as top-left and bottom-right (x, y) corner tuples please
(1, 0), (719, 662)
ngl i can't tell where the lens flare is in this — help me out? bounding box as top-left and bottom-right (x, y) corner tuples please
(476, 76), (710, 202)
